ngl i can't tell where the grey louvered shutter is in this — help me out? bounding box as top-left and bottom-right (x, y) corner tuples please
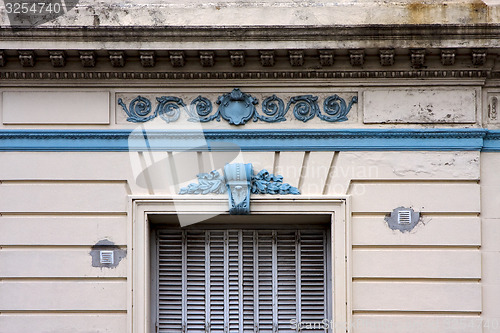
(256, 230), (273, 333)
(208, 231), (225, 333)
(156, 228), (328, 333)
(157, 230), (183, 332)
(186, 231), (206, 332)
(299, 230), (327, 331)
(276, 230), (298, 332)
(242, 231), (256, 333)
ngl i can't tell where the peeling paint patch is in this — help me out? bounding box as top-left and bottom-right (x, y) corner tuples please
(364, 88), (477, 124)
(89, 239), (127, 268)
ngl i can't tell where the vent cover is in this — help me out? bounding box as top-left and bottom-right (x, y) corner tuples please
(385, 207), (421, 232)
(99, 250), (114, 264)
(397, 210), (412, 224)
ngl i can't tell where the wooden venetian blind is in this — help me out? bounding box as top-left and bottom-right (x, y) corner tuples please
(156, 228), (328, 333)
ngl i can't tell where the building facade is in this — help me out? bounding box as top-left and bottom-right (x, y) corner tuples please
(1, 1), (500, 332)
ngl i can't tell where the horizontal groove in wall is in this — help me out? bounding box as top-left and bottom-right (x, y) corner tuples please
(350, 179), (479, 184)
(353, 278), (480, 283)
(351, 211), (479, 215)
(352, 310), (482, 315)
(0, 310), (128, 314)
(351, 209), (480, 217)
(0, 278), (127, 282)
(0, 180), (128, 184)
(352, 245), (481, 249)
(0, 212), (128, 216)
(351, 212), (480, 217)
(0, 245), (127, 250)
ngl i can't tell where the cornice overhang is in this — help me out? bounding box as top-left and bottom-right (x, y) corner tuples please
(1, 25), (499, 81)
(1, 24), (500, 47)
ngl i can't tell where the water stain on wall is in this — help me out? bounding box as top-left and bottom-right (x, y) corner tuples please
(407, 0), (489, 24)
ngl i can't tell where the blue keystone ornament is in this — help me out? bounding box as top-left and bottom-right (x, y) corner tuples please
(224, 163), (253, 214)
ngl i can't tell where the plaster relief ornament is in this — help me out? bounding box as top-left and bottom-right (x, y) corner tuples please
(118, 89), (358, 124)
(118, 95), (185, 123)
(49, 51), (66, 67)
(79, 51), (96, 67)
(178, 170), (227, 195)
(179, 163), (300, 214)
(188, 96), (217, 122)
(319, 94), (359, 122)
(319, 49), (334, 66)
(139, 51), (156, 67)
(224, 163), (253, 215)
(216, 88), (258, 125)
(254, 95), (287, 123)
(18, 50), (35, 67)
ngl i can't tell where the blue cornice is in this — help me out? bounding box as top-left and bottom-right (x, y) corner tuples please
(0, 129), (499, 152)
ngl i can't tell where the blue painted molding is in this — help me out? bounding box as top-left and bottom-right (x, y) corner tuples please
(483, 130), (500, 152)
(1, 129), (500, 152)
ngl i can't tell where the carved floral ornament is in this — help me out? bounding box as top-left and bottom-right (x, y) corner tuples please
(179, 163), (300, 215)
(118, 88), (358, 125)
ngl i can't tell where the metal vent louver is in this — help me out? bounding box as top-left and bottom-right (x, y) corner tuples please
(397, 210), (412, 224)
(99, 250), (114, 264)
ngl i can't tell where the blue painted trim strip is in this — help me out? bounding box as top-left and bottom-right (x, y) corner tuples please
(483, 130), (500, 152)
(0, 129), (499, 152)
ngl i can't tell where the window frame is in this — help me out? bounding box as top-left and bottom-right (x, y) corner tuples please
(129, 196), (351, 333)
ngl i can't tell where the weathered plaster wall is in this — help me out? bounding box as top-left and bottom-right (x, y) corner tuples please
(0, 0), (498, 331)
(1, 0), (499, 27)
(480, 153), (500, 333)
(0, 76), (497, 331)
(0, 148), (485, 332)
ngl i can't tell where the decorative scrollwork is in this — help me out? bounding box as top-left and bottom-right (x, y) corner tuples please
(251, 169), (300, 195)
(155, 96), (185, 123)
(254, 95), (286, 123)
(318, 95), (358, 122)
(288, 95), (320, 122)
(118, 96), (155, 123)
(188, 96), (220, 122)
(119, 91), (358, 124)
(179, 171), (227, 195)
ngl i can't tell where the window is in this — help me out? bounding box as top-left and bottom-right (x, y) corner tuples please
(151, 220), (331, 333)
(131, 197), (348, 333)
